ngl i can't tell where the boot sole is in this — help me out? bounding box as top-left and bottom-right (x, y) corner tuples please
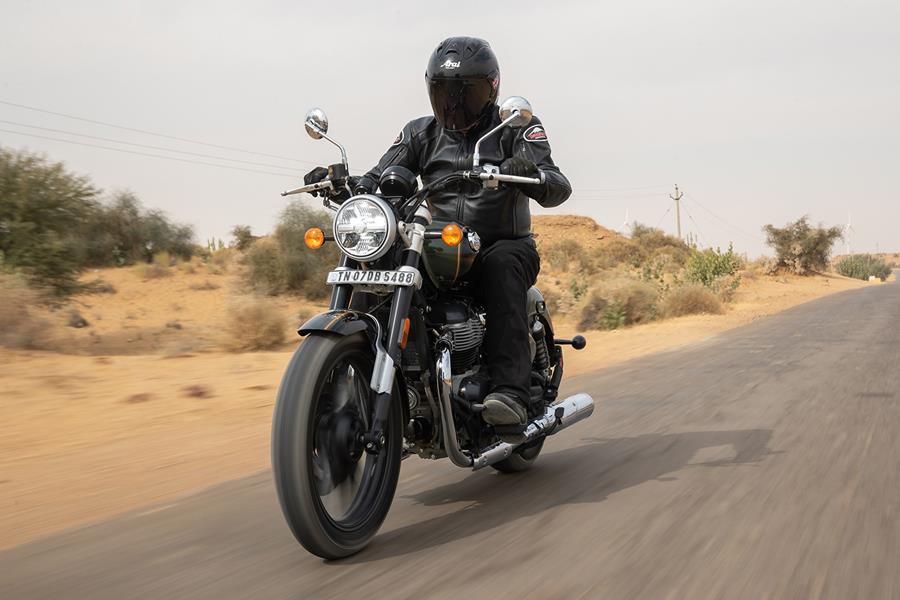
(482, 399), (527, 426)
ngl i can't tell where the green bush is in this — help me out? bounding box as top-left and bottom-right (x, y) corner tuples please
(231, 225), (256, 251)
(84, 191), (194, 266)
(763, 217), (842, 275)
(0, 147), (100, 295)
(241, 201), (336, 298)
(685, 244), (743, 300)
(836, 254), (891, 281)
(0, 148), (195, 295)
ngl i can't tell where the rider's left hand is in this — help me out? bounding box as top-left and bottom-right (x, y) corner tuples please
(500, 156), (539, 178)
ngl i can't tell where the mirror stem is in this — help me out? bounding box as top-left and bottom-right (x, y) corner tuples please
(319, 131), (349, 170)
(472, 111), (521, 168)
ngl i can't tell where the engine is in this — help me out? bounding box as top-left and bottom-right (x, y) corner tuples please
(424, 299), (485, 375)
(443, 316), (485, 374)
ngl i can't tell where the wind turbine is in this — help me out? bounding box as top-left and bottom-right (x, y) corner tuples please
(622, 209), (632, 236)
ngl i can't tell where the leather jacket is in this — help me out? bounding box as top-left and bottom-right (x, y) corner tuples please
(358, 105), (571, 247)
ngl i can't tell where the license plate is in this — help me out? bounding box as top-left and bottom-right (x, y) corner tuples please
(326, 269), (419, 287)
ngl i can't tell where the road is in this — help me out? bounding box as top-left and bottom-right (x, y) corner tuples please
(3, 280), (900, 599)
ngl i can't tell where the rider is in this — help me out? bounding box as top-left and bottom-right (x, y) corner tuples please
(305, 36), (571, 428)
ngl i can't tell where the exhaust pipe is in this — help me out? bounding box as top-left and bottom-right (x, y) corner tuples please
(436, 347), (595, 471)
(471, 393), (594, 470)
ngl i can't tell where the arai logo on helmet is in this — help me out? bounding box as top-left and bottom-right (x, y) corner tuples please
(523, 124), (548, 143)
(441, 58), (461, 69)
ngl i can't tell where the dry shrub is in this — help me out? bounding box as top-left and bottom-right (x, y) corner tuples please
(178, 256), (204, 274)
(544, 239), (585, 272)
(243, 238), (284, 294)
(631, 223), (692, 267)
(596, 237), (646, 269)
(189, 280), (220, 291)
(541, 288), (562, 314)
(210, 248), (234, 270)
(660, 284), (724, 318)
(82, 279), (117, 294)
(135, 262), (170, 279)
(152, 251), (174, 268)
(0, 274), (51, 349)
(578, 280), (659, 330)
(224, 295), (287, 351)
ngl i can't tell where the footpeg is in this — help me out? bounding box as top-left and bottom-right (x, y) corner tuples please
(554, 335), (587, 350)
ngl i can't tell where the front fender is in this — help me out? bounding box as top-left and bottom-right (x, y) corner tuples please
(298, 310), (409, 425)
(298, 310), (372, 338)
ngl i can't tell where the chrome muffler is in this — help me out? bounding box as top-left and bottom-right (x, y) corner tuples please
(436, 347), (595, 471)
(471, 392), (594, 470)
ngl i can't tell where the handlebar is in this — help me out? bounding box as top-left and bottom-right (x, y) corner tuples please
(462, 170), (544, 186)
(281, 180), (334, 197)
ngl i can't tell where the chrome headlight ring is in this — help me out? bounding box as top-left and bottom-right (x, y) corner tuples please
(332, 195), (397, 262)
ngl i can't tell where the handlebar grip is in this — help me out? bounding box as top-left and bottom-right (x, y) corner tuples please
(281, 180), (334, 197)
(472, 172), (543, 185)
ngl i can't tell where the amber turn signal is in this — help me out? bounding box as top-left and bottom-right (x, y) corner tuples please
(441, 223), (463, 247)
(304, 227), (325, 249)
(399, 317), (411, 350)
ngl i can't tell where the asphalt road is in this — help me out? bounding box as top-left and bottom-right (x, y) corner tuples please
(3, 280), (900, 599)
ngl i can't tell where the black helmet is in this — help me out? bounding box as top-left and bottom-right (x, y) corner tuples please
(425, 37), (500, 132)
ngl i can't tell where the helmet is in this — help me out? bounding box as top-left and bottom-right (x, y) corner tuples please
(425, 37), (500, 132)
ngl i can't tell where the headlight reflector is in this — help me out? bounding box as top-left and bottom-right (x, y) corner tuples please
(332, 195), (397, 261)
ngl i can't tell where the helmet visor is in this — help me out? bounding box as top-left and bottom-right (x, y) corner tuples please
(428, 78), (493, 132)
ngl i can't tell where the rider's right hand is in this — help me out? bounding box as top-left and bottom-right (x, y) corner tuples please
(303, 166), (330, 197)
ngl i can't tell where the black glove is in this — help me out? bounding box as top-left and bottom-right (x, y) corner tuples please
(303, 166), (329, 197)
(500, 156), (539, 178)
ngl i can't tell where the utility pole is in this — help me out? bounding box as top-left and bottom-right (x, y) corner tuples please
(669, 184), (683, 239)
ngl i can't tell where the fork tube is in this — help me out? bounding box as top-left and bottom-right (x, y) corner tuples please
(367, 217), (428, 448)
(329, 255), (355, 310)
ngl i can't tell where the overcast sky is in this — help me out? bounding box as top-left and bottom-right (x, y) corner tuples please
(1, 0), (898, 256)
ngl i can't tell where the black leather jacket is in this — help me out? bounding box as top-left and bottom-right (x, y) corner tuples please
(358, 105), (571, 247)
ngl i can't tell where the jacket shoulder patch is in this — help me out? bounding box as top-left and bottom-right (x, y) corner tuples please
(392, 129), (404, 146)
(523, 124), (548, 143)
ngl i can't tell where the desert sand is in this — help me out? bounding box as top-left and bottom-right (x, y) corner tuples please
(0, 220), (875, 549)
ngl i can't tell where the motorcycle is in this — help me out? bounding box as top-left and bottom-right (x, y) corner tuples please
(271, 96), (594, 559)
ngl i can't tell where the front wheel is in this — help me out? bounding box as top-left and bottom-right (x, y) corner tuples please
(271, 333), (401, 559)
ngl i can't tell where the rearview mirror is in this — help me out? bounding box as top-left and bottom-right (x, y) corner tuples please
(304, 108), (328, 140)
(499, 96), (533, 128)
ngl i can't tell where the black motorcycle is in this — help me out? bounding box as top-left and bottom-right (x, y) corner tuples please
(271, 96), (594, 559)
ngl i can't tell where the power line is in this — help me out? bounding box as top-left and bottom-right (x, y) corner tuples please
(0, 98), (317, 165)
(680, 201), (704, 247)
(576, 184), (671, 192)
(682, 192), (764, 244)
(0, 127), (298, 178)
(655, 205), (672, 228)
(0, 119), (301, 173)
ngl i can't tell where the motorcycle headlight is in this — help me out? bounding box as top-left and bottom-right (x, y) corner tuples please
(332, 195), (397, 262)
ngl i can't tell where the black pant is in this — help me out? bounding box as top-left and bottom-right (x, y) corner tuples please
(467, 237), (541, 405)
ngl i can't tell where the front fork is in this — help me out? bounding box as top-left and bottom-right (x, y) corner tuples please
(333, 208), (431, 453)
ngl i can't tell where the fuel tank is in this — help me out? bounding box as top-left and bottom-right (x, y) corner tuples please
(422, 219), (481, 291)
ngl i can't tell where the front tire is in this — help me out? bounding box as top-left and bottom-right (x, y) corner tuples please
(272, 333), (401, 559)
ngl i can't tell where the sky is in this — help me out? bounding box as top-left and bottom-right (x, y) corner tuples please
(1, 0), (898, 256)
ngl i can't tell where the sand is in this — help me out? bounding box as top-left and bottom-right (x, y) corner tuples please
(0, 224), (876, 549)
